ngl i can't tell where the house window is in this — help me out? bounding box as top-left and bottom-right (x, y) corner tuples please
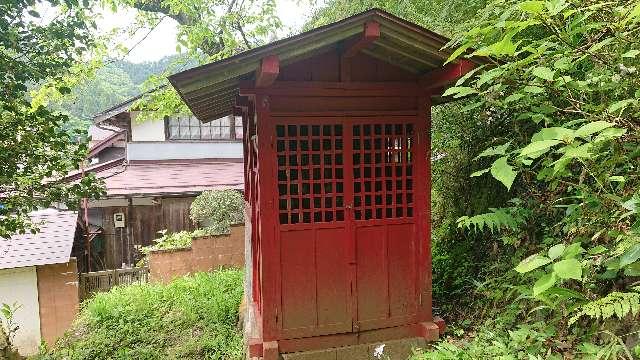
(166, 115), (241, 140)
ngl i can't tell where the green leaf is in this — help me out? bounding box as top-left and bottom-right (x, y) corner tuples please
(442, 86), (477, 98)
(533, 272), (556, 296)
(553, 57), (572, 70)
(516, 254), (552, 273)
(546, 0), (568, 15)
(524, 85), (544, 94)
(609, 176), (625, 182)
(575, 121), (614, 138)
(445, 42), (473, 64)
(531, 127), (574, 142)
(622, 49), (640, 58)
(563, 242), (585, 258)
(588, 245), (607, 255)
(519, 140), (561, 158)
(548, 244), (565, 260)
(475, 142), (511, 159)
(519, 1), (545, 13)
(28, 10), (40, 17)
(620, 244), (640, 268)
(505, 93), (524, 103)
(490, 156), (517, 190)
(470, 167), (490, 177)
(593, 127), (626, 143)
(608, 99), (636, 113)
(623, 262), (640, 276)
(553, 258), (582, 280)
(532, 66), (555, 81)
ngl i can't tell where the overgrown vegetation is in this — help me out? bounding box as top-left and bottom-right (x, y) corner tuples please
(36, 270), (244, 360)
(141, 227), (221, 253)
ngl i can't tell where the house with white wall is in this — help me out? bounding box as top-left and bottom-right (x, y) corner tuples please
(68, 97), (244, 273)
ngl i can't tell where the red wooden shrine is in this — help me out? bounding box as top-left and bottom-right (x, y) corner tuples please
(169, 9), (479, 359)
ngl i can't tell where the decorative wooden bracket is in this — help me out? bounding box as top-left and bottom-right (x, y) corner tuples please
(343, 21), (381, 58)
(419, 59), (476, 91)
(255, 55), (280, 88)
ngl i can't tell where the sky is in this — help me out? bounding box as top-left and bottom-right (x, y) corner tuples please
(98, 0), (320, 63)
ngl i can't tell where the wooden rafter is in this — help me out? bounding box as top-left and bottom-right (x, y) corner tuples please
(419, 59), (475, 90)
(255, 55), (280, 88)
(343, 21), (381, 58)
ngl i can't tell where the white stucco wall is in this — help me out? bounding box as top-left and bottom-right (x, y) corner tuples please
(130, 112), (165, 142)
(127, 141), (243, 161)
(0, 267), (41, 355)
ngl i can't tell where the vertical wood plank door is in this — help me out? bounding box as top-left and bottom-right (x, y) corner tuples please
(273, 118), (354, 339)
(271, 115), (423, 339)
(350, 117), (422, 331)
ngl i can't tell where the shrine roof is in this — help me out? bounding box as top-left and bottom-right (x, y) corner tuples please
(169, 8), (483, 123)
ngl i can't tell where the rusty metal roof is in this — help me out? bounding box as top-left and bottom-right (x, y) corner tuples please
(0, 209), (78, 270)
(94, 159), (244, 197)
(169, 8), (466, 123)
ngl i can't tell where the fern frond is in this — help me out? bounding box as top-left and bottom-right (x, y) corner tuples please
(457, 207), (525, 233)
(569, 291), (640, 325)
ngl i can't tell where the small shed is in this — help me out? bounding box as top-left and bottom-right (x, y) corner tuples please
(169, 9), (479, 359)
(0, 209), (80, 355)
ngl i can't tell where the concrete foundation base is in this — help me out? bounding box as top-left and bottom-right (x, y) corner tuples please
(280, 337), (426, 360)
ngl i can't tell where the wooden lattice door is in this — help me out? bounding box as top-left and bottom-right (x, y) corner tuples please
(272, 115), (424, 339)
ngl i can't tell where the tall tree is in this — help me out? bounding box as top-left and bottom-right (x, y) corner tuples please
(101, 0), (284, 121)
(0, 0), (103, 238)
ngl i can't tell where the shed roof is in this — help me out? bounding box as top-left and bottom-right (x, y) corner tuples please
(169, 8), (474, 123)
(0, 209), (78, 270)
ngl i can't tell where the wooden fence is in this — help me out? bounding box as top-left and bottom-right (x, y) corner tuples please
(79, 267), (150, 300)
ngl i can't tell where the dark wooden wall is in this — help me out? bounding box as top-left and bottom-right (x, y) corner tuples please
(102, 196), (197, 269)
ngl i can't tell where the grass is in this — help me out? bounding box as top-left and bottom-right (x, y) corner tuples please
(35, 269), (244, 360)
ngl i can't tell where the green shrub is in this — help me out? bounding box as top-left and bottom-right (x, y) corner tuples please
(190, 190), (244, 233)
(141, 227), (225, 254)
(36, 269), (244, 360)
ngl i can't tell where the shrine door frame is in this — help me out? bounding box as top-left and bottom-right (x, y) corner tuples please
(266, 112), (431, 341)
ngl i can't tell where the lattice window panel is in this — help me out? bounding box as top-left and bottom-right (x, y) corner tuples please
(352, 123), (414, 220)
(276, 124), (345, 225)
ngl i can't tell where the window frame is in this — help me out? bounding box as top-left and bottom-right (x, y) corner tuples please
(164, 115), (242, 142)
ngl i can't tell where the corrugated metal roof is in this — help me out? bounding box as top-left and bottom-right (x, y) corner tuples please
(95, 159), (244, 197)
(169, 8), (473, 123)
(0, 209), (78, 270)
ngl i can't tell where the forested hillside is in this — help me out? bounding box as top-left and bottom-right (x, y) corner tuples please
(50, 56), (177, 130)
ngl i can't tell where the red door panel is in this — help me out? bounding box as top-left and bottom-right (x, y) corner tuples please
(387, 223), (417, 319)
(351, 119), (419, 330)
(316, 228), (351, 329)
(356, 225), (389, 325)
(274, 119), (353, 339)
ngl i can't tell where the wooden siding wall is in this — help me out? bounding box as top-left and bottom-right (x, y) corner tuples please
(279, 50), (416, 83)
(103, 197), (197, 269)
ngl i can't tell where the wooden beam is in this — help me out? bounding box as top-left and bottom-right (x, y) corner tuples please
(255, 55), (280, 88)
(419, 60), (475, 90)
(343, 21), (380, 58)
